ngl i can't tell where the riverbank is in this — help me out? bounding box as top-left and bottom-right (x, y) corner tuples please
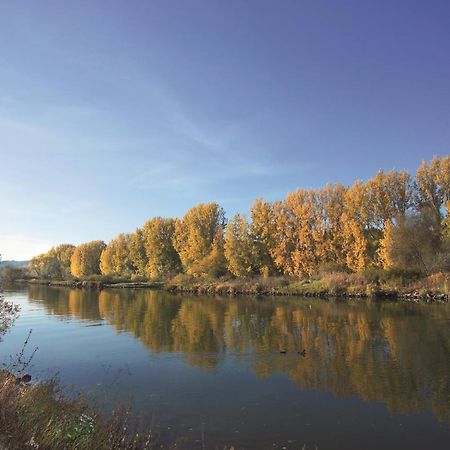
(165, 273), (449, 302)
(21, 271), (450, 302)
(0, 370), (151, 449)
(24, 279), (164, 290)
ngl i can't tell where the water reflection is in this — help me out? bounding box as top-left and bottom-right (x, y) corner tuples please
(27, 285), (450, 423)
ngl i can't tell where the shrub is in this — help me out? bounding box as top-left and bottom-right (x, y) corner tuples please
(423, 272), (449, 294)
(317, 262), (350, 275)
(361, 267), (385, 284)
(319, 272), (366, 295)
(382, 268), (422, 288)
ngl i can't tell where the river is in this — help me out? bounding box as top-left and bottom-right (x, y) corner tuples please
(1, 286), (449, 449)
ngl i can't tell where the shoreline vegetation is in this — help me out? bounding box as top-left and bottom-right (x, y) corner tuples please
(2, 156), (449, 304)
(0, 370), (153, 450)
(18, 272), (449, 302)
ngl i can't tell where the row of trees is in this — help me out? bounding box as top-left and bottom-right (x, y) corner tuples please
(29, 156), (450, 280)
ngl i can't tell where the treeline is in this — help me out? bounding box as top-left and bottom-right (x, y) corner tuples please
(29, 156), (450, 281)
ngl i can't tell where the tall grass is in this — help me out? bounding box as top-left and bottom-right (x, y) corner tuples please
(0, 370), (153, 450)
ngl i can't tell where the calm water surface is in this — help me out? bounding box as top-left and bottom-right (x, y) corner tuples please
(1, 286), (449, 449)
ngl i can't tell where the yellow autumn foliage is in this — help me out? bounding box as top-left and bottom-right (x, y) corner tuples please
(29, 156), (449, 280)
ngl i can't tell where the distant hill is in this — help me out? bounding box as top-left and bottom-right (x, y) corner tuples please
(0, 260), (29, 268)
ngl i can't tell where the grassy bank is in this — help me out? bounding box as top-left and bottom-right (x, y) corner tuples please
(25, 278), (164, 290)
(19, 270), (450, 302)
(165, 271), (450, 302)
(0, 370), (152, 450)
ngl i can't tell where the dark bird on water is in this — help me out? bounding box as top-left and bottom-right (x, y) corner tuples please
(298, 349), (306, 356)
(279, 350), (287, 354)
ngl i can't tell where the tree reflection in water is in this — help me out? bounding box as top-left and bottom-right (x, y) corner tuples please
(28, 285), (450, 423)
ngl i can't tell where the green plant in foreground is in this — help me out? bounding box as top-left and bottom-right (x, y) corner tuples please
(66, 413), (97, 445)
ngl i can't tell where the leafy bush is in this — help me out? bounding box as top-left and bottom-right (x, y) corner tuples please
(362, 267), (385, 284)
(382, 268), (422, 288)
(0, 267), (29, 284)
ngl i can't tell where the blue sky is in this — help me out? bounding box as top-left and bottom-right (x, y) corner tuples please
(1, 0), (449, 260)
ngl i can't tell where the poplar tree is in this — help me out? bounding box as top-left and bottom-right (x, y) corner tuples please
(144, 217), (181, 278)
(224, 214), (256, 277)
(71, 240), (106, 278)
(100, 234), (134, 276)
(173, 202), (226, 275)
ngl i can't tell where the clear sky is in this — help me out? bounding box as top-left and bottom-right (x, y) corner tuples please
(1, 0), (449, 260)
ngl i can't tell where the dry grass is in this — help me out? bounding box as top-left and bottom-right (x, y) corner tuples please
(409, 272), (450, 295)
(166, 269), (449, 299)
(0, 370), (153, 450)
(316, 271), (367, 295)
